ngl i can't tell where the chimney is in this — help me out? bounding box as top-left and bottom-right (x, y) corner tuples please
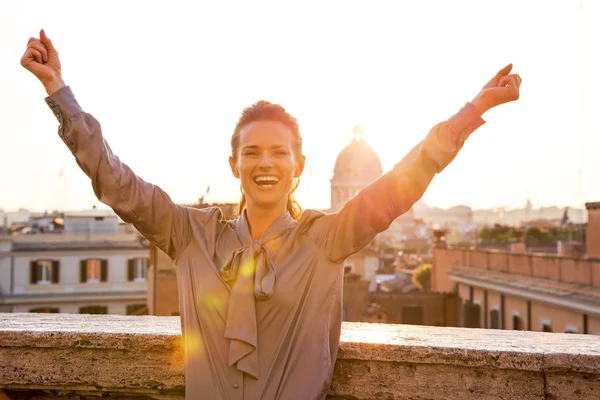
(585, 202), (600, 258)
(432, 228), (447, 249)
(557, 241), (569, 257)
(511, 228), (525, 254)
(511, 242), (526, 254)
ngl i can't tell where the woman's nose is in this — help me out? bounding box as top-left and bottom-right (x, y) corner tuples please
(258, 153), (274, 168)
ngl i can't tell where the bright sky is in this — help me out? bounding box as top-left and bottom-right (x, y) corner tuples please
(1, 0), (598, 213)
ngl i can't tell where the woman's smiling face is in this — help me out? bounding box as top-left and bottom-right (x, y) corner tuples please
(230, 120), (304, 212)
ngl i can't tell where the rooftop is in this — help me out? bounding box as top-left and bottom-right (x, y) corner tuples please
(586, 202), (600, 210)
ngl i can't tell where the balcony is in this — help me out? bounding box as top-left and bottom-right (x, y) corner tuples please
(1, 313), (599, 399)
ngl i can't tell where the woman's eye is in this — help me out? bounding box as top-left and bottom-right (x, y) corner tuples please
(243, 151), (258, 156)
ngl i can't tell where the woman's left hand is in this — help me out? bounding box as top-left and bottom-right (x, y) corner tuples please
(471, 64), (522, 115)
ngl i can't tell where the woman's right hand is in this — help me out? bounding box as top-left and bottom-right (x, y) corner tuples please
(20, 29), (65, 96)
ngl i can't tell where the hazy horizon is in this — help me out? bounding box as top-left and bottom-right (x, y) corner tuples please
(0, 197), (590, 215)
(2, 1), (599, 213)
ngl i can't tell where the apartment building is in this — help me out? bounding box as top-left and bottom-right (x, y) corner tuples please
(0, 209), (149, 315)
(432, 201), (600, 334)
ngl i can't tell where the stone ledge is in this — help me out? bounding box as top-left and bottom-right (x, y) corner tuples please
(1, 313), (600, 399)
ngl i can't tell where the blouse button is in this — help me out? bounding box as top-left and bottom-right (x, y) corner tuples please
(233, 383), (239, 389)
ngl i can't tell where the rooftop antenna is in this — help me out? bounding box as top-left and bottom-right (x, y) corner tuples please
(198, 185), (211, 205)
(572, 0), (586, 251)
(577, 0), (585, 213)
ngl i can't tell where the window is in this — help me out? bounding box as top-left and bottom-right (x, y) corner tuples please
(30, 260), (59, 284)
(80, 259), (108, 283)
(541, 318), (553, 332)
(79, 305), (108, 314)
(512, 314), (523, 330)
(490, 309), (500, 329)
(126, 304), (147, 315)
(565, 324), (578, 334)
(128, 258), (148, 282)
(343, 262), (354, 275)
(29, 307), (59, 313)
(463, 301), (481, 328)
(87, 259), (100, 282)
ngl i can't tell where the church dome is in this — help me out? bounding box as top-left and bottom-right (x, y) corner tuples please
(333, 125), (383, 182)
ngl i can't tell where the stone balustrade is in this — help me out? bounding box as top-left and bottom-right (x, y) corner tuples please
(1, 313), (599, 399)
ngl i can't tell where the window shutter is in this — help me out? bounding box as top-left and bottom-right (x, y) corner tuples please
(52, 260), (60, 284)
(80, 260), (87, 283)
(100, 259), (108, 282)
(127, 259), (135, 281)
(30, 261), (38, 284)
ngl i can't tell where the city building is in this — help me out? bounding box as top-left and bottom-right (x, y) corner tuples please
(342, 272), (459, 326)
(0, 209), (31, 233)
(0, 209), (149, 315)
(328, 124), (383, 213)
(587, 202), (600, 258)
(432, 201), (600, 334)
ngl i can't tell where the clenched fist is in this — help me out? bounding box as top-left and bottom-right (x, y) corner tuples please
(21, 29), (65, 96)
(471, 64), (522, 115)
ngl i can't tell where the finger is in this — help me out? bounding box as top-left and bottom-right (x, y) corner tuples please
(496, 63), (513, 77)
(499, 77), (520, 100)
(515, 74), (522, 88)
(26, 48), (44, 64)
(484, 63), (513, 88)
(28, 37), (41, 46)
(28, 42), (48, 63)
(40, 29), (57, 53)
(498, 75), (517, 88)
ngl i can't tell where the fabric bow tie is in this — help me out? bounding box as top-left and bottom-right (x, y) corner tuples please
(221, 211), (296, 379)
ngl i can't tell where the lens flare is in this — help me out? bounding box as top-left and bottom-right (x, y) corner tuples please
(240, 259), (256, 277)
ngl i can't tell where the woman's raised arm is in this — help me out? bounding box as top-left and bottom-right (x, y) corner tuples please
(309, 64), (522, 263)
(21, 30), (193, 260)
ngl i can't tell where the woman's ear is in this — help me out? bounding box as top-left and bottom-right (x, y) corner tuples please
(295, 155), (306, 178)
(229, 157), (240, 179)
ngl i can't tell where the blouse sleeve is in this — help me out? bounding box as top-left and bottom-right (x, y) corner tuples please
(45, 86), (193, 260)
(307, 103), (485, 263)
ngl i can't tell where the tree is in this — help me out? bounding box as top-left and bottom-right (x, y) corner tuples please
(412, 264), (432, 292)
(479, 224), (514, 244)
(402, 243), (418, 254)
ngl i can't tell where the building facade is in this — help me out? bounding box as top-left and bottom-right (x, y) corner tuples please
(432, 200), (600, 334)
(0, 210), (149, 315)
(587, 202), (600, 258)
(329, 125), (384, 212)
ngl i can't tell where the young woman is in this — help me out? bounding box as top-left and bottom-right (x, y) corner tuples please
(21, 30), (521, 399)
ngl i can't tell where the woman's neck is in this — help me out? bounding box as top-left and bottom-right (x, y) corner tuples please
(245, 200), (288, 240)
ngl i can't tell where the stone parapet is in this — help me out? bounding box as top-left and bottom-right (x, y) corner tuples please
(1, 313), (600, 399)
(435, 247), (600, 288)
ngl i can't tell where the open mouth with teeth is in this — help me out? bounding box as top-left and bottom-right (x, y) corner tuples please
(254, 175), (280, 188)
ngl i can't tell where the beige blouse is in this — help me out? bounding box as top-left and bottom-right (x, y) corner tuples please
(45, 86), (484, 400)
